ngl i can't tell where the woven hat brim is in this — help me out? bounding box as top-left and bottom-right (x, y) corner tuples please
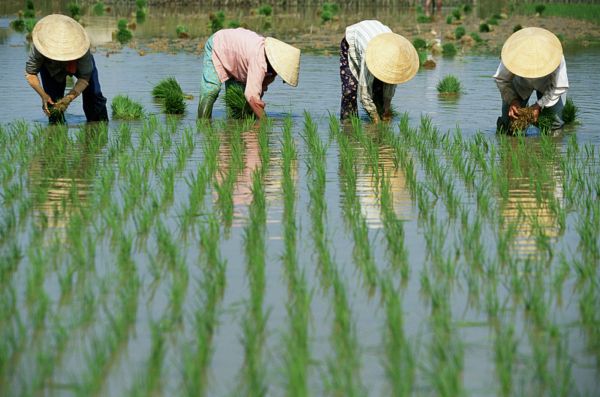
(501, 27), (562, 78)
(265, 37), (301, 87)
(365, 32), (419, 85)
(32, 14), (90, 61)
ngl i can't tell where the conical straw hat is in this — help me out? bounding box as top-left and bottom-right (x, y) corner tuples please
(32, 14), (90, 61)
(501, 27), (562, 78)
(365, 32), (419, 85)
(264, 37), (301, 87)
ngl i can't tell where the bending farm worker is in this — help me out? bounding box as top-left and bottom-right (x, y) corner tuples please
(197, 28), (301, 119)
(494, 27), (569, 132)
(340, 20), (419, 123)
(25, 14), (108, 124)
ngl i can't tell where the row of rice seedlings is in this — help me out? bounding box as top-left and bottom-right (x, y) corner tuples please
(76, 231), (139, 396)
(280, 115), (311, 396)
(300, 113), (364, 395)
(240, 166), (268, 396)
(127, 321), (167, 396)
(214, 121), (248, 232)
(380, 277), (415, 396)
(334, 116), (378, 290)
(302, 112), (333, 287)
(182, 216), (226, 396)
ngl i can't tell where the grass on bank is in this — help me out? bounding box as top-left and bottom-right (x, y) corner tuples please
(517, 4), (600, 25)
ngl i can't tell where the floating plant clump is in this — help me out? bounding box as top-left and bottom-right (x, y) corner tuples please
(224, 82), (253, 119)
(111, 95), (144, 119)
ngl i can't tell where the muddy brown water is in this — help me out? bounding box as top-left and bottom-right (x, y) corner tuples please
(1, 14), (600, 397)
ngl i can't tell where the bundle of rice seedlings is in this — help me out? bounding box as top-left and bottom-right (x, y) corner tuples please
(562, 98), (578, 124)
(479, 23), (490, 32)
(152, 77), (184, 100)
(111, 95), (144, 119)
(412, 37), (427, 50)
(224, 82), (253, 119)
(442, 43), (457, 56)
(437, 75), (462, 95)
(92, 2), (105, 16)
(510, 107), (536, 133)
(48, 102), (66, 124)
(455, 25), (466, 40)
(176, 25), (190, 39)
(164, 90), (186, 114)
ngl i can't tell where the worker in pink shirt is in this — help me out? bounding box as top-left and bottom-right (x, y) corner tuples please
(198, 28), (301, 119)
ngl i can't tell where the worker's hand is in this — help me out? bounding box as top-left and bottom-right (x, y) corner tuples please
(41, 93), (54, 116)
(531, 104), (541, 122)
(382, 109), (393, 122)
(508, 99), (521, 120)
(54, 95), (74, 113)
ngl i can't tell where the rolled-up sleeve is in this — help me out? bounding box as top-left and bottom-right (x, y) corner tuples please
(25, 46), (45, 75)
(493, 62), (519, 105)
(359, 61), (379, 120)
(244, 58), (267, 103)
(537, 57), (569, 108)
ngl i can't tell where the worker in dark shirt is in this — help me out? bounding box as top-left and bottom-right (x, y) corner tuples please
(25, 14), (108, 123)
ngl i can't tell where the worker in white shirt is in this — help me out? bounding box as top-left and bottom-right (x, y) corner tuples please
(494, 27), (569, 132)
(340, 20), (419, 123)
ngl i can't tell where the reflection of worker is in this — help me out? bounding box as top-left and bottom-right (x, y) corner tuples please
(198, 28), (301, 119)
(424, 0), (442, 18)
(340, 20), (419, 123)
(29, 124), (107, 232)
(25, 14), (108, 124)
(494, 27), (569, 132)
(498, 136), (564, 255)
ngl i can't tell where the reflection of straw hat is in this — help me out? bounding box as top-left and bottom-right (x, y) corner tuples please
(32, 14), (90, 61)
(365, 32), (419, 85)
(501, 27), (562, 78)
(264, 37), (301, 87)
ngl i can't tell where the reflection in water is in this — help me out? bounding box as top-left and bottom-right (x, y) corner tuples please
(215, 122), (287, 227)
(343, 123), (413, 229)
(82, 16), (115, 46)
(497, 135), (564, 256)
(28, 123), (108, 238)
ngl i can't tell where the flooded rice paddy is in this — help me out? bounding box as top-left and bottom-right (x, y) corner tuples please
(1, 15), (600, 397)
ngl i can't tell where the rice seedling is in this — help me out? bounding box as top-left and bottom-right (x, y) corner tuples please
(24, 0), (35, 19)
(92, 2), (105, 16)
(469, 32), (483, 43)
(209, 11), (225, 33)
(442, 43), (457, 56)
(116, 19), (133, 44)
(452, 8), (462, 20)
(487, 16), (499, 25)
(224, 81), (253, 119)
(176, 24), (189, 39)
(412, 37), (427, 50)
(416, 13), (432, 23)
(321, 2), (339, 23)
(111, 95), (144, 120)
(446, 15), (453, 24)
(479, 23), (491, 32)
(535, 4), (546, 15)
(463, 3), (472, 13)
(437, 75), (462, 95)
(258, 4), (272, 16)
(163, 90), (186, 114)
(67, 2), (81, 21)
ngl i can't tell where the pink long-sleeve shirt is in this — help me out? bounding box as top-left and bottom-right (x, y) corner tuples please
(211, 28), (275, 104)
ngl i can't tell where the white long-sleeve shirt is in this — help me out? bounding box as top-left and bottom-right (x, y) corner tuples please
(493, 56), (569, 108)
(345, 20), (396, 120)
